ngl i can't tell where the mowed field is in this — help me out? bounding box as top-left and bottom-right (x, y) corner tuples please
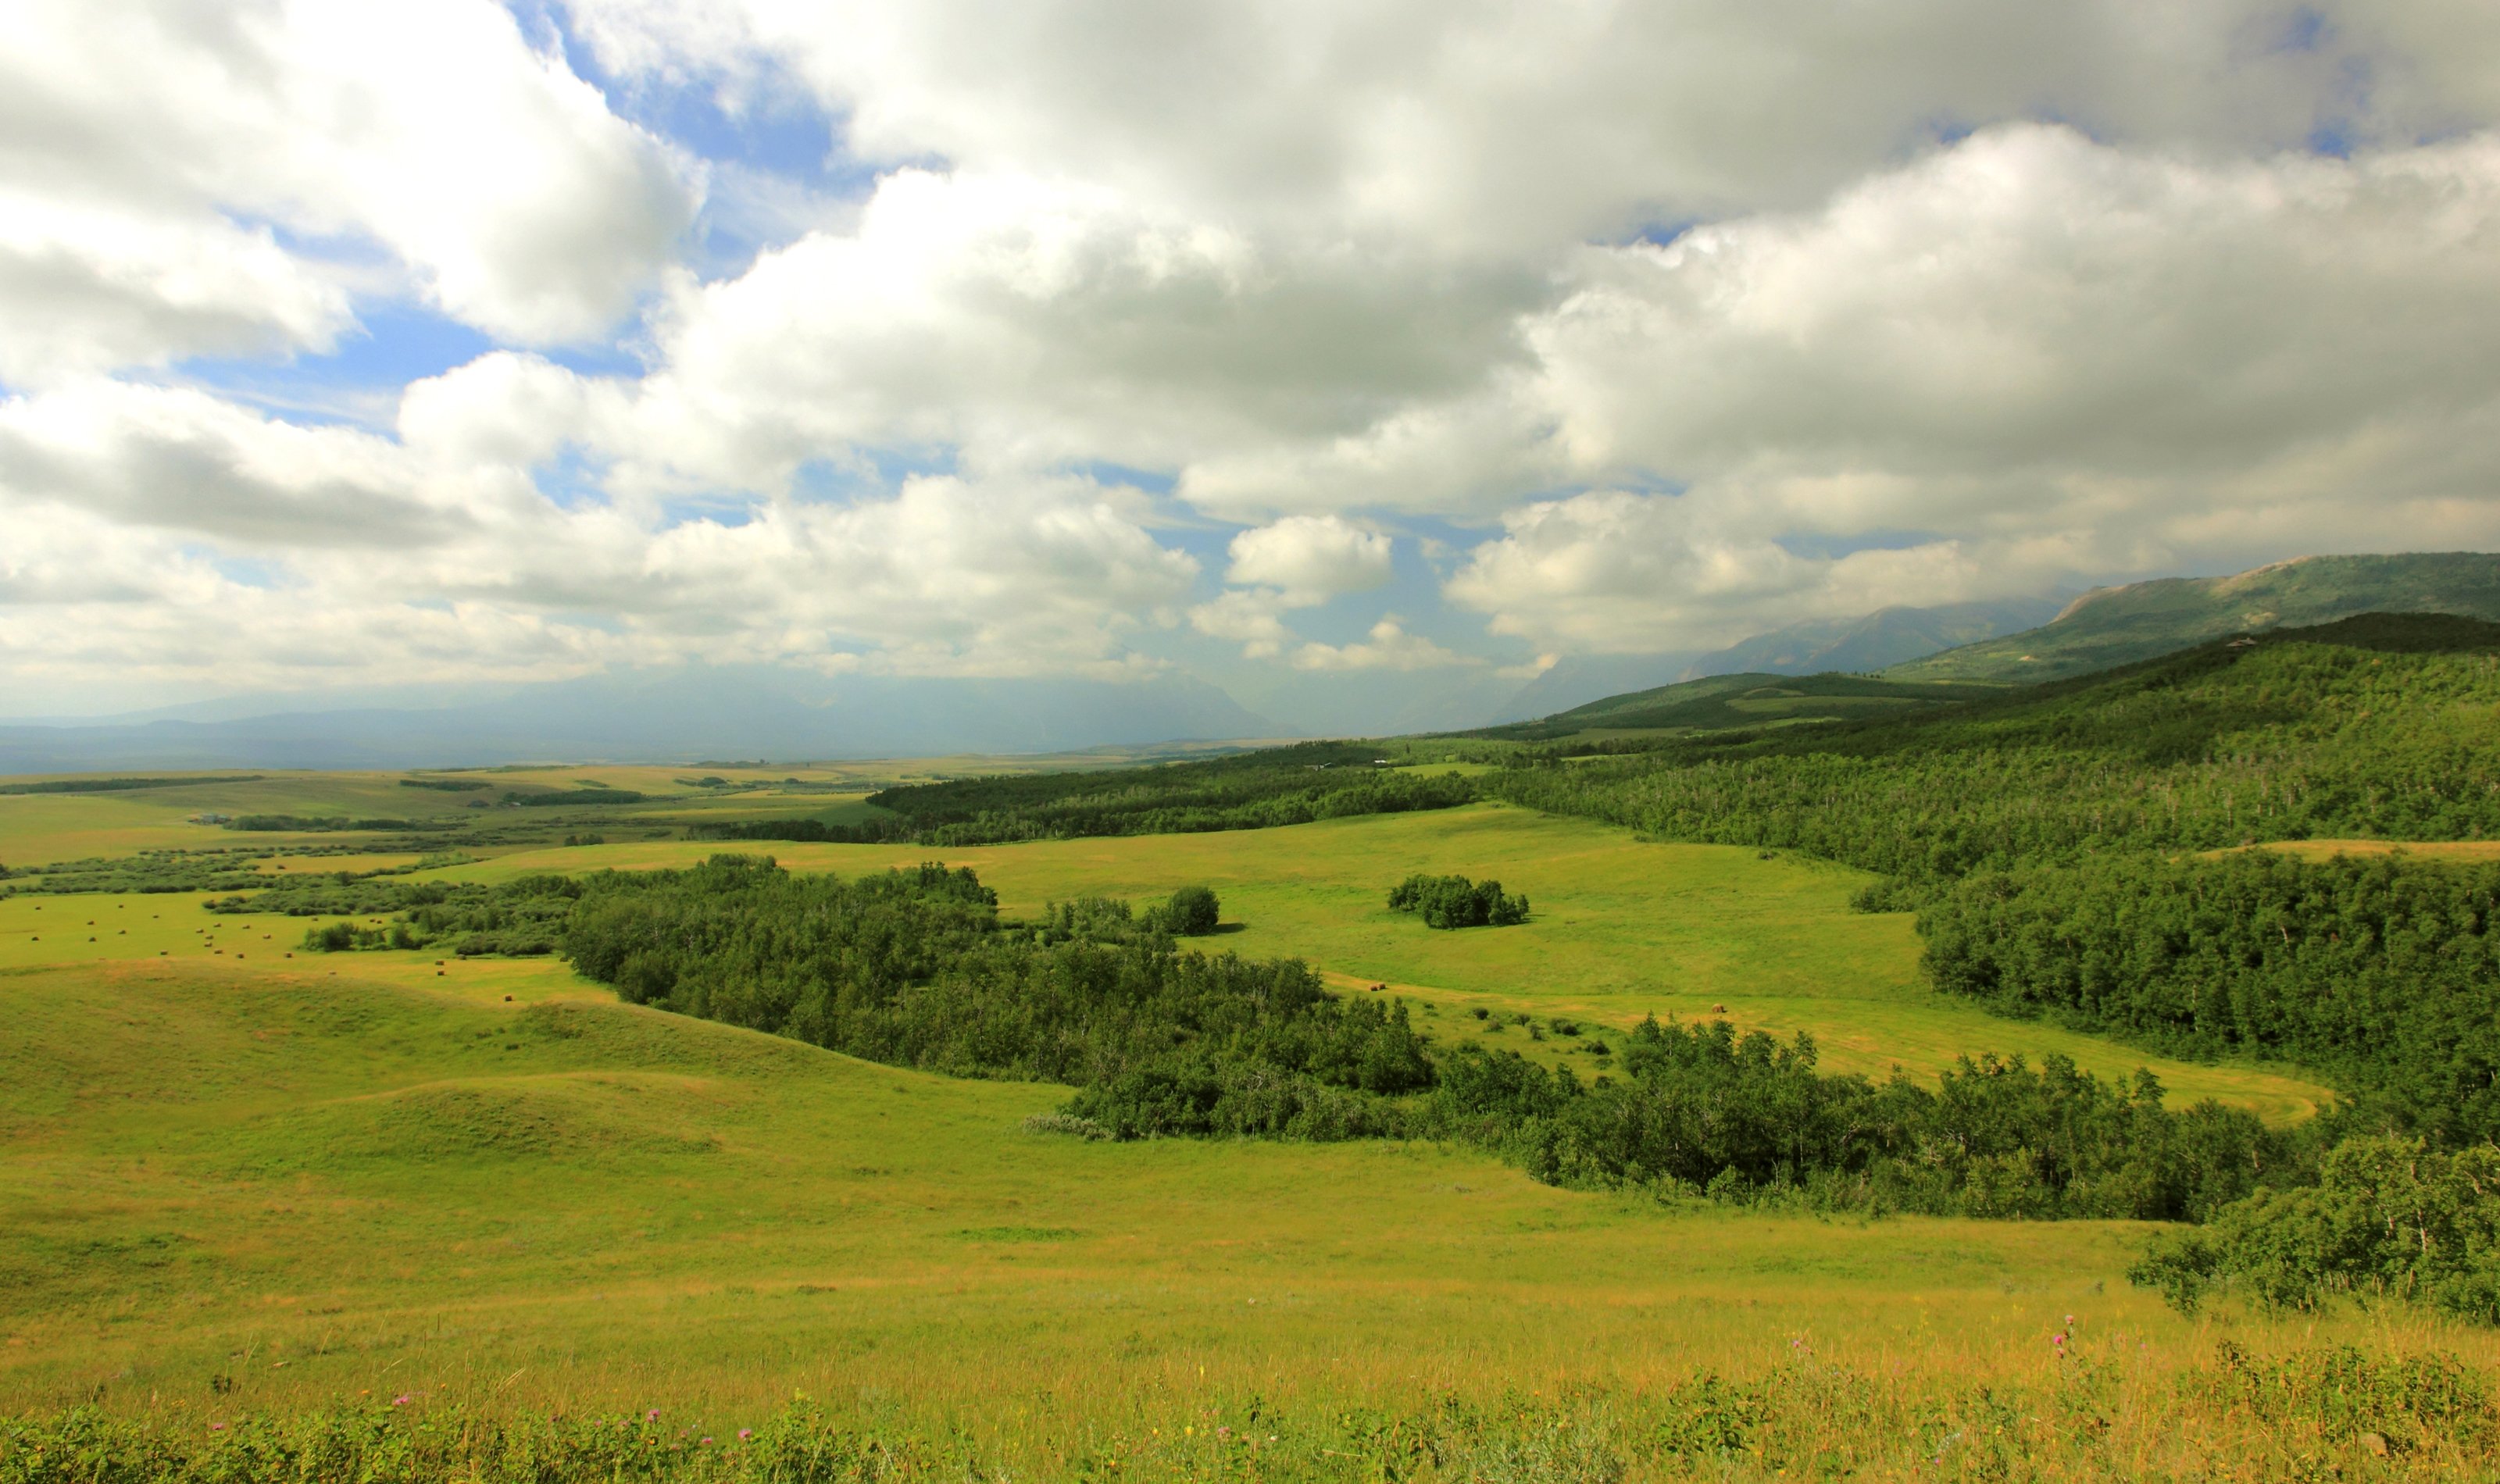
(0, 787), (2430, 1472)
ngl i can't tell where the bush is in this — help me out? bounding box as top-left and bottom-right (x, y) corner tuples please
(1386, 872), (1530, 929)
(2132, 1136), (2500, 1319)
(1163, 884), (1220, 936)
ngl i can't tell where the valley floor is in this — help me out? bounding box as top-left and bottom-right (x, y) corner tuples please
(0, 803), (2467, 1479)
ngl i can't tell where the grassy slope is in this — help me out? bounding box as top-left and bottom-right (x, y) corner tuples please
(0, 951), (2406, 1441)
(1887, 552), (2500, 683)
(1470, 673), (1988, 742)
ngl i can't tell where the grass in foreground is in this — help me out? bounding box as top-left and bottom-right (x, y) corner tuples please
(2, 954), (2488, 1478)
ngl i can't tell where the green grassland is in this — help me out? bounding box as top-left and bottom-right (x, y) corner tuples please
(2, 953), (2467, 1459)
(413, 803), (2329, 1119)
(1, 777), (2471, 1478)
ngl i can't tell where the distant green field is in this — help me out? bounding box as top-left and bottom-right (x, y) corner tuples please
(419, 803), (2330, 1119)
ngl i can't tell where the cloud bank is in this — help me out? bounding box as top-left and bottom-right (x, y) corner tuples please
(4, 0), (2498, 723)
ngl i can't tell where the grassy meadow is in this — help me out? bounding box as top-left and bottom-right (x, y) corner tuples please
(2, 776), (2486, 1479)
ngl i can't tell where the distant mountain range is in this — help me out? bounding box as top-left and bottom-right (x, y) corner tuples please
(0, 669), (1277, 773)
(1498, 551), (2500, 731)
(1886, 553), (2500, 683)
(1684, 598), (2068, 680)
(1471, 671), (1983, 741)
(1484, 597), (2062, 722)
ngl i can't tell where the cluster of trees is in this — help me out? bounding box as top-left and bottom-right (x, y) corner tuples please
(1387, 873), (1529, 928)
(1407, 1020), (2286, 1221)
(0, 774), (262, 795)
(1920, 850), (2500, 1143)
(277, 873), (584, 957)
(2133, 1136), (2500, 1322)
(229, 814), (436, 833)
(331, 855), (2283, 1219)
(695, 744), (1476, 848)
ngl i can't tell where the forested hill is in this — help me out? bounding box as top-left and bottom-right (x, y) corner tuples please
(1484, 612), (2500, 896)
(1884, 551), (2500, 683)
(1476, 672), (1988, 742)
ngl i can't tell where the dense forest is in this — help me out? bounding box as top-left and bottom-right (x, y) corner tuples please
(1920, 850), (2500, 1143)
(688, 743), (1477, 846)
(316, 855), (2288, 1220)
(1484, 615), (2500, 899)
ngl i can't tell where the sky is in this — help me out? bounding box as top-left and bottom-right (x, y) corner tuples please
(4, 1), (2500, 727)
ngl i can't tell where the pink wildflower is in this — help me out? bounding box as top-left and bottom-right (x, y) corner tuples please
(392, 1395), (411, 1407)
(738, 1429), (753, 1441)
(647, 1409), (660, 1422)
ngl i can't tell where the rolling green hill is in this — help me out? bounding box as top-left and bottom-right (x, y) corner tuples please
(1884, 551), (2500, 682)
(1473, 671), (1991, 741)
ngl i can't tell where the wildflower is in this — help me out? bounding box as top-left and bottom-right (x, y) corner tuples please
(738, 1429), (753, 1441)
(648, 1409), (660, 1422)
(212, 1423), (226, 1431)
(701, 1437), (714, 1446)
(392, 1395), (411, 1407)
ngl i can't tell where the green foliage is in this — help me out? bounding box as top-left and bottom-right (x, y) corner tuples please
(513, 789), (648, 807)
(396, 777), (490, 792)
(1386, 872), (1529, 928)
(268, 873), (581, 958)
(1422, 1018), (2285, 1220)
(2133, 1137), (2500, 1325)
(556, 856), (1432, 1122)
(227, 815), (434, 833)
(0, 775), (262, 796)
(1159, 884), (1221, 936)
(2177, 1340), (2495, 1455)
(1920, 849), (2500, 1141)
(1485, 618), (2500, 899)
(1479, 672), (1979, 742)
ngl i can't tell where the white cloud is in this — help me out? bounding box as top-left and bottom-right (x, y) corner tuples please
(0, 0), (698, 374)
(599, 168), (1531, 498)
(1188, 589), (1295, 660)
(12, 3), (2500, 718)
(1223, 515), (1393, 602)
(1290, 617), (1471, 672)
(565, 0), (2465, 245)
(399, 354), (636, 472)
(0, 190), (353, 384)
(1441, 126), (2500, 651)
(0, 380), (1199, 690)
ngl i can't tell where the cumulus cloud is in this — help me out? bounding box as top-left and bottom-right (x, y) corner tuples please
(599, 168), (1533, 497)
(12, 2), (2500, 712)
(1224, 515), (1393, 601)
(0, 0), (698, 375)
(1446, 125), (2500, 651)
(565, 0), (2467, 244)
(1290, 618), (1471, 672)
(0, 380), (1198, 689)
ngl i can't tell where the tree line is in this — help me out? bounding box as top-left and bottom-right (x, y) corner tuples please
(687, 744), (1477, 847)
(323, 854), (2289, 1220)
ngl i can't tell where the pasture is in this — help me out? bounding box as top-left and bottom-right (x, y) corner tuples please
(0, 779), (2463, 1478)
